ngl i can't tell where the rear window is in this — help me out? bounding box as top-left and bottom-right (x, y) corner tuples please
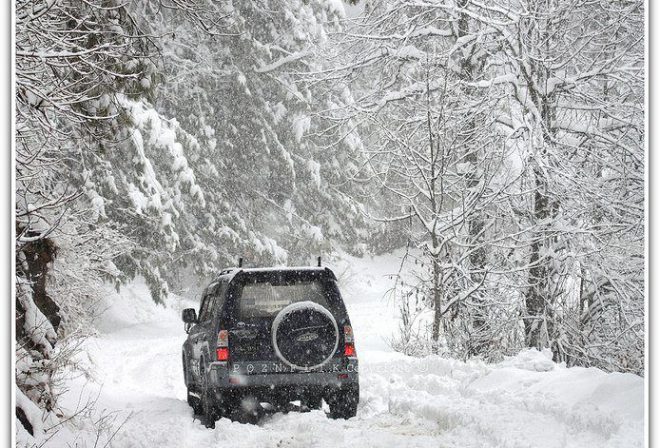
(236, 278), (330, 319)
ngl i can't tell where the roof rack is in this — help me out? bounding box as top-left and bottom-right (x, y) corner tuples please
(215, 257), (245, 277)
(217, 267), (239, 276)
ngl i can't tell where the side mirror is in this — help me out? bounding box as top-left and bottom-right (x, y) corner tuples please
(182, 308), (197, 333)
(182, 308), (197, 324)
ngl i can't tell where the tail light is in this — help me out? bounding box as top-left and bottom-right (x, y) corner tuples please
(216, 347), (229, 361)
(216, 330), (229, 361)
(344, 325), (356, 357)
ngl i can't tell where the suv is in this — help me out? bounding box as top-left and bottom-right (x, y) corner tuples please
(181, 266), (359, 427)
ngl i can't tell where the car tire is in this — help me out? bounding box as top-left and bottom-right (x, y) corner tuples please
(328, 385), (359, 419)
(272, 301), (339, 371)
(183, 355), (203, 414)
(201, 368), (219, 428)
(187, 387), (202, 415)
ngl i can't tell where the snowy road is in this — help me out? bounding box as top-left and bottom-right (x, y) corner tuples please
(51, 254), (644, 448)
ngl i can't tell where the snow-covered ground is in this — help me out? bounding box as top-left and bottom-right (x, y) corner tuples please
(20, 252), (645, 448)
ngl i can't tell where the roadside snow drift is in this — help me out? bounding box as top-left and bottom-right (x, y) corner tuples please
(17, 253), (645, 448)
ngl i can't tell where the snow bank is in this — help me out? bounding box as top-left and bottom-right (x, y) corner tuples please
(377, 350), (643, 448)
(94, 277), (194, 334)
(497, 347), (556, 371)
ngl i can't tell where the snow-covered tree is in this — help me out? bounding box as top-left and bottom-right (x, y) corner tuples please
(322, 0), (525, 359)
(127, 0), (370, 284)
(456, 0), (645, 371)
(14, 0), (214, 435)
(327, 0), (644, 371)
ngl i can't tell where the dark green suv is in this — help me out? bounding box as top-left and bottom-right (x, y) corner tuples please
(181, 266), (359, 428)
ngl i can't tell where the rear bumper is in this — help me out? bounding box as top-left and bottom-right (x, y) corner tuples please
(207, 357), (359, 390)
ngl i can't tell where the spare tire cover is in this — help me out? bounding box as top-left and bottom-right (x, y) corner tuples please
(272, 301), (339, 370)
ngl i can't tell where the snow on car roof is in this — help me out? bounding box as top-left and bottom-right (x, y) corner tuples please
(216, 265), (335, 280)
(239, 266), (328, 272)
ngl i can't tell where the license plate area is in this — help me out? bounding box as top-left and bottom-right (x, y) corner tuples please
(231, 361), (294, 375)
(231, 360), (343, 375)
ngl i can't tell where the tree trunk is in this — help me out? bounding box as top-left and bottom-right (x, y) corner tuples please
(457, 2), (487, 357)
(16, 224), (61, 339)
(431, 236), (443, 346)
(524, 170), (553, 349)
